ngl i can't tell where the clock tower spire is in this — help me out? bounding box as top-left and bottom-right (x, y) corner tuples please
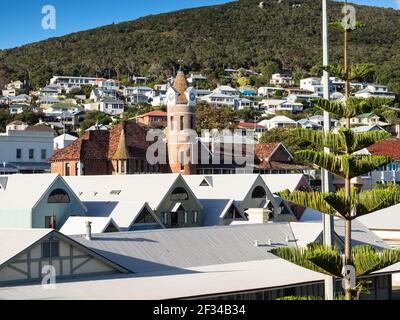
(166, 71), (197, 175)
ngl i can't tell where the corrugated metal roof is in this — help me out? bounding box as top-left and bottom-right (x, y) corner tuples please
(0, 259), (325, 300)
(71, 224), (297, 274)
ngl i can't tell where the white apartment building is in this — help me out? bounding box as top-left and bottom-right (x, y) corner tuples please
(199, 92), (237, 108)
(50, 76), (98, 91)
(259, 99), (303, 114)
(354, 84), (396, 100)
(258, 116), (298, 130)
(0, 121), (54, 173)
(270, 73), (294, 86)
(123, 86), (155, 98)
(98, 98), (125, 116)
(213, 85), (240, 98)
(300, 77), (323, 96)
(95, 79), (120, 91)
(257, 87), (285, 98)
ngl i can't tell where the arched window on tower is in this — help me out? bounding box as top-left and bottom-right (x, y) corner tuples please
(48, 189), (70, 204)
(180, 116), (184, 131)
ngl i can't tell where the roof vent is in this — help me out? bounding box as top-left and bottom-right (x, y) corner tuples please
(254, 240), (259, 247)
(285, 235), (290, 243)
(85, 221), (92, 241)
(267, 239), (272, 246)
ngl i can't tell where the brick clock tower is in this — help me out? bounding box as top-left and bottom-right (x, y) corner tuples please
(166, 71), (197, 175)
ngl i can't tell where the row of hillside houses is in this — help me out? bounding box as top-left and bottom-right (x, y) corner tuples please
(2, 73), (395, 119)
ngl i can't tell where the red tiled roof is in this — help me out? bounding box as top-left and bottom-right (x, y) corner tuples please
(254, 143), (280, 160)
(49, 121), (152, 162)
(367, 139), (400, 160)
(137, 110), (168, 118)
(237, 122), (265, 129)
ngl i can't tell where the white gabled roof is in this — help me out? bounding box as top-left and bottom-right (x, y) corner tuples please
(64, 174), (181, 210)
(54, 133), (78, 143)
(60, 217), (119, 236)
(263, 116), (297, 124)
(0, 174), (60, 210)
(110, 201), (163, 230)
(199, 199), (245, 226)
(0, 229), (52, 266)
(357, 204), (400, 231)
(183, 174), (266, 202)
(262, 174), (309, 194)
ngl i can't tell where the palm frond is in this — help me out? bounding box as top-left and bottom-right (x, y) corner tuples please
(323, 64), (345, 79)
(351, 130), (391, 153)
(277, 190), (338, 217)
(296, 150), (343, 177)
(349, 63), (375, 82)
(353, 246), (400, 276)
(269, 245), (341, 277)
(306, 244), (343, 277)
(292, 129), (344, 153)
(313, 97), (390, 119)
(355, 189), (400, 218)
(343, 155), (393, 179)
(296, 151), (392, 179)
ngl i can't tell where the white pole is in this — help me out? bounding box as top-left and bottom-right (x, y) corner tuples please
(322, 0), (335, 300)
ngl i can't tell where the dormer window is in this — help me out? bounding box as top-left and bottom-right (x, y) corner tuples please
(199, 179), (210, 187)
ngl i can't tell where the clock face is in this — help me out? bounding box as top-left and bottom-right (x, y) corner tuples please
(168, 93), (175, 102)
(190, 93), (196, 101)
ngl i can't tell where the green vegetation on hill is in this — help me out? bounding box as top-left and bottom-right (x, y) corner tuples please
(0, 0), (400, 91)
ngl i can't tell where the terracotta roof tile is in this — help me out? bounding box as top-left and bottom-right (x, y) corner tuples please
(138, 111), (168, 118)
(49, 121), (153, 162)
(367, 139), (400, 160)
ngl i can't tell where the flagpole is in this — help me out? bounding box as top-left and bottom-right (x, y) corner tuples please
(322, 0), (335, 301)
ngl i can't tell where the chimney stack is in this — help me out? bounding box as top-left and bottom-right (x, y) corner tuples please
(85, 221), (92, 241)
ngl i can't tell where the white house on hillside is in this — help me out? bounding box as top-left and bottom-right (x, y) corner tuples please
(258, 116), (298, 130)
(213, 85), (240, 98)
(259, 99), (303, 114)
(270, 73), (294, 86)
(354, 84), (396, 100)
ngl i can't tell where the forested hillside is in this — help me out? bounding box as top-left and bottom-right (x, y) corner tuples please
(1, 0), (400, 90)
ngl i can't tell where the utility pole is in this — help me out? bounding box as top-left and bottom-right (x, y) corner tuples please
(322, 0), (335, 300)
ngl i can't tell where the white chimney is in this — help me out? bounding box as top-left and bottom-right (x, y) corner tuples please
(254, 240), (259, 247)
(267, 239), (272, 246)
(85, 221), (92, 241)
(285, 235), (290, 243)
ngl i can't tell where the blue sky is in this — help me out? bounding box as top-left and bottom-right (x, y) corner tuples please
(0, 0), (398, 50)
